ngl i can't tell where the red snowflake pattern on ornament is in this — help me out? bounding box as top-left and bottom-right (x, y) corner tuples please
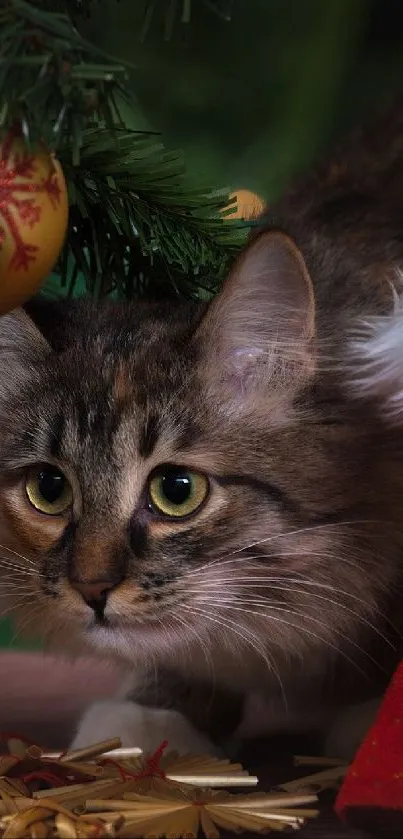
(0, 130), (62, 271)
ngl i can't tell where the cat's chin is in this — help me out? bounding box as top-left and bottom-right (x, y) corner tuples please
(86, 618), (160, 637)
(83, 619), (176, 660)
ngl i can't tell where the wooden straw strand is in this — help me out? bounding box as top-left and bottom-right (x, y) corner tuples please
(34, 778), (142, 808)
(79, 813), (124, 826)
(0, 801), (32, 818)
(53, 762), (105, 778)
(84, 799), (185, 813)
(216, 793), (318, 809)
(293, 755), (346, 767)
(280, 765), (347, 793)
(166, 773), (258, 787)
(41, 747), (143, 762)
(54, 813), (78, 838)
(59, 740), (122, 764)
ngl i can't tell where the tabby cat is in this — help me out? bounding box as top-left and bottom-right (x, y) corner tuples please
(1, 97), (403, 758)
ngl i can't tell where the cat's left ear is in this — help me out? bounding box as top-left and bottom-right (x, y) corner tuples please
(197, 231), (315, 402)
(0, 307), (50, 357)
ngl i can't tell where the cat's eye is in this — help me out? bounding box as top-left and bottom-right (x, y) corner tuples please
(25, 465), (73, 516)
(148, 466), (209, 519)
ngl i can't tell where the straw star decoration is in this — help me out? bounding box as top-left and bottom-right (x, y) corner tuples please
(85, 786), (319, 837)
(0, 736), (321, 838)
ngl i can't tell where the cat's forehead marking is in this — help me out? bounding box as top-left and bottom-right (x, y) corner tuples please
(113, 361), (133, 407)
(138, 412), (160, 458)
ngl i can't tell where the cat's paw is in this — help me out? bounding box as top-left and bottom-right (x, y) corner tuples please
(324, 697), (380, 761)
(71, 700), (221, 756)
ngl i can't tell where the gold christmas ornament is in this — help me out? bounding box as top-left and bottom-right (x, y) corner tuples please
(0, 130), (68, 315)
(225, 189), (265, 221)
(0, 736), (322, 838)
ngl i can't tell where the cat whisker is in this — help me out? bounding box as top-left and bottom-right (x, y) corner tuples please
(188, 565), (403, 640)
(0, 558), (46, 578)
(0, 594), (40, 624)
(190, 586), (394, 650)
(182, 602), (288, 710)
(188, 598), (367, 680)
(0, 567), (39, 580)
(188, 539), (390, 580)
(204, 599), (385, 677)
(0, 593), (38, 601)
(0, 554), (37, 569)
(173, 611), (215, 683)
(232, 520), (385, 555)
(0, 582), (37, 593)
(187, 524), (382, 577)
(1, 557), (47, 571)
(149, 612), (185, 670)
(187, 567), (361, 586)
(9, 601), (45, 646)
(190, 575), (374, 600)
(0, 543), (38, 567)
(0, 556), (37, 571)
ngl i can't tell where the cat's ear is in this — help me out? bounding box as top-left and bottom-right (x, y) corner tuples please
(0, 308), (50, 390)
(0, 308), (50, 358)
(348, 309), (403, 421)
(197, 231), (315, 406)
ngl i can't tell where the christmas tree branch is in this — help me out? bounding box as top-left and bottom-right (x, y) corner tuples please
(47, 126), (245, 301)
(140, 0), (234, 40)
(2, 0), (243, 302)
(0, 0), (131, 160)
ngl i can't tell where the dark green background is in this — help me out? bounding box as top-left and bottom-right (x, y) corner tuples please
(2, 0), (403, 648)
(83, 0), (403, 200)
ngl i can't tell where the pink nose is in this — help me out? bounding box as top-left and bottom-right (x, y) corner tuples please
(70, 580), (115, 604)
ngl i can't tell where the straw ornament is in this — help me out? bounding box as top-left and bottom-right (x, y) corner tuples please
(0, 734), (327, 837)
(279, 756), (348, 795)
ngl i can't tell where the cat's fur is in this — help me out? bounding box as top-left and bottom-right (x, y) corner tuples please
(348, 295), (403, 420)
(2, 99), (403, 758)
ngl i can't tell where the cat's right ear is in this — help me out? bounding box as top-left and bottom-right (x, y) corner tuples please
(0, 308), (50, 389)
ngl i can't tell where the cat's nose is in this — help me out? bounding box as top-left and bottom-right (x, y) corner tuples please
(71, 580), (115, 608)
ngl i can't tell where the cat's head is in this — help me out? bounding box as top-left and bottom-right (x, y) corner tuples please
(0, 232), (400, 686)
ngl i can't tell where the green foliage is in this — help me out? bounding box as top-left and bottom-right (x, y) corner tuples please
(1, 0), (245, 302)
(0, 0), (235, 162)
(47, 127), (246, 301)
(139, 0), (234, 40)
(0, 0), (133, 162)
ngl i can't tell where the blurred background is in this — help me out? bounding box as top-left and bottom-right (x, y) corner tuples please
(2, 0), (403, 647)
(84, 0), (403, 200)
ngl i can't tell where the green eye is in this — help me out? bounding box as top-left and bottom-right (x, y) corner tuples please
(26, 465), (73, 516)
(148, 466), (209, 519)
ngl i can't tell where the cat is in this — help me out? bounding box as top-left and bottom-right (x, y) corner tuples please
(1, 97), (403, 760)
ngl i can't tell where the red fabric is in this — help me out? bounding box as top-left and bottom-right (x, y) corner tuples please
(335, 660), (403, 821)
